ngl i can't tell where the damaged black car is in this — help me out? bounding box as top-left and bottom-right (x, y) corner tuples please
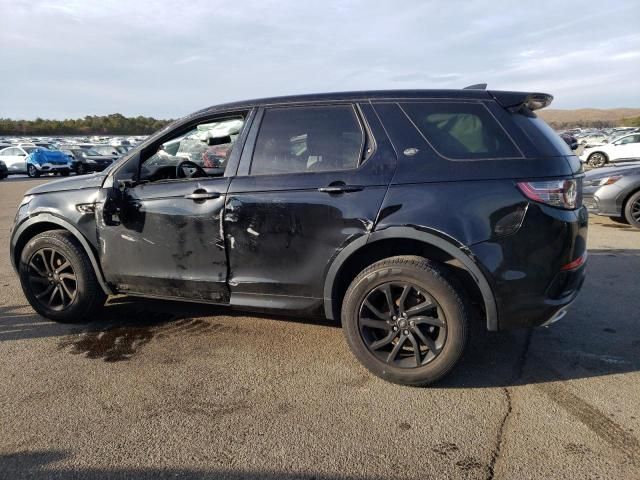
(9, 88), (588, 385)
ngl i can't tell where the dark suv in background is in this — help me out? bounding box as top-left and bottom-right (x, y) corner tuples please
(10, 88), (587, 385)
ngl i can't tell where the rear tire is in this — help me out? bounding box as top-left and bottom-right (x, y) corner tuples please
(341, 255), (469, 386)
(623, 190), (640, 229)
(19, 230), (107, 323)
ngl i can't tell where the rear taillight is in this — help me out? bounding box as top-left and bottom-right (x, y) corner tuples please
(517, 179), (579, 209)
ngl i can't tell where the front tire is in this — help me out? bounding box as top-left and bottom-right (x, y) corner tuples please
(624, 190), (640, 229)
(587, 152), (607, 168)
(27, 164), (40, 178)
(341, 256), (469, 386)
(19, 230), (106, 322)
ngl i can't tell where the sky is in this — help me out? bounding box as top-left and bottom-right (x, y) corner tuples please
(1, 0), (639, 119)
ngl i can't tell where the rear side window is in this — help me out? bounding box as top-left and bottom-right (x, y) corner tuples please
(400, 102), (521, 160)
(251, 105), (364, 175)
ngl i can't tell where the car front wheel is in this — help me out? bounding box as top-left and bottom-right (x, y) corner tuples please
(341, 256), (469, 386)
(19, 230), (106, 322)
(624, 190), (640, 229)
(27, 164), (40, 178)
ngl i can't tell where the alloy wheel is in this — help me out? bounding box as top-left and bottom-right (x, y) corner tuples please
(27, 248), (77, 311)
(358, 282), (447, 368)
(588, 153), (606, 168)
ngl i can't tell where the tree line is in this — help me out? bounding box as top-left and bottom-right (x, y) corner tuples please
(0, 114), (173, 136)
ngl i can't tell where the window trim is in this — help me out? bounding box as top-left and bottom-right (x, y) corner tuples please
(397, 100), (525, 161)
(247, 103), (367, 177)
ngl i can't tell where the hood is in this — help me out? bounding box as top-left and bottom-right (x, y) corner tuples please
(26, 172), (107, 195)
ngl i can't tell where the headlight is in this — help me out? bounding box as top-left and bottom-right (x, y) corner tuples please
(586, 175), (622, 187)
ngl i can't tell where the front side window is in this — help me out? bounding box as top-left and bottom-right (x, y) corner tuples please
(250, 105), (364, 175)
(140, 116), (245, 182)
(400, 102), (521, 160)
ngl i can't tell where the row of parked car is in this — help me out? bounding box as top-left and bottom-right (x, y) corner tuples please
(0, 137), (146, 179)
(558, 127), (640, 168)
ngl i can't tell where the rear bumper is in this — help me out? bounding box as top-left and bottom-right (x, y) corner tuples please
(470, 204), (588, 330)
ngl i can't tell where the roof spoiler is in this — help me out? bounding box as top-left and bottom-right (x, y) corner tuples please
(489, 91), (554, 112)
(463, 83), (487, 90)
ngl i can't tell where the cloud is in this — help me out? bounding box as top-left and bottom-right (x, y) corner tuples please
(0, 0), (638, 118)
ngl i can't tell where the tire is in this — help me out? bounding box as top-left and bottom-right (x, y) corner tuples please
(587, 152), (607, 168)
(623, 190), (640, 229)
(27, 164), (40, 178)
(341, 255), (469, 386)
(18, 230), (106, 323)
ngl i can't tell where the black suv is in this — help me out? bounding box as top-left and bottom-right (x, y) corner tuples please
(10, 89), (588, 385)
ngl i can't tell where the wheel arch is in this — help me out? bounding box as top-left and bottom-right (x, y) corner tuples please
(323, 226), (498, 331)
(11, 214), (113, 295)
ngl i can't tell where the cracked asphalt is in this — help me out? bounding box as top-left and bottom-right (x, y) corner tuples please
(0, 176), (639, 479)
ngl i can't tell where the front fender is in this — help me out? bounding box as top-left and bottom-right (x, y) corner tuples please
(10, 213), (113, 295)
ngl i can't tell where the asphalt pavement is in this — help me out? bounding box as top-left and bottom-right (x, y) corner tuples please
(0, 176), (638, 479)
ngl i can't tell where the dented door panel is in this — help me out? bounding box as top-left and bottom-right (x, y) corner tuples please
(97, 178), (230, 302)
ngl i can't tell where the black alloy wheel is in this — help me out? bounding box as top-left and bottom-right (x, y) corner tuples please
(27, 248), (78, 311)
(341, 256), (469, 386)
(19, 230), (106, 322)
(358, 282), (447, 368)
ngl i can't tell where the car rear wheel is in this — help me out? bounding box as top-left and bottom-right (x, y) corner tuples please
(19, 230), (106, 322)
(27, 165), (40, 178)
(341, 256), (469, 386)
(624, 190), (640, 229)
(587, 152), (607, 168)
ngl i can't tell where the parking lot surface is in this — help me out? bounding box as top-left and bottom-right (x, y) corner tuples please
(1, 176), (639, 479)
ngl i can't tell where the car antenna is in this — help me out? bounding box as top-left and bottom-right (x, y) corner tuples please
(463, 83), (487, 90)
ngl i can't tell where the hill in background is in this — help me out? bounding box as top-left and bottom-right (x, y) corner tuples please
(539, 108), (640, 129)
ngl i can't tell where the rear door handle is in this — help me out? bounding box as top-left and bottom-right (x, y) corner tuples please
(318, 185), (363, 194)
(184, 191), (220, 201)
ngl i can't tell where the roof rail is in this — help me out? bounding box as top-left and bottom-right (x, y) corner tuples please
(463, 83), (487, 90)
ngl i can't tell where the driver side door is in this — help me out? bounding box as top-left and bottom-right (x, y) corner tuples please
(97, 112), (251, 303)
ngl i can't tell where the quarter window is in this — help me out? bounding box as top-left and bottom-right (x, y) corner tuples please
(251, 105), (364, 175)
(400, 102), (521, 159)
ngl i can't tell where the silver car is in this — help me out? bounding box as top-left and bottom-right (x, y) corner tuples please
(583, 161), (640, 228)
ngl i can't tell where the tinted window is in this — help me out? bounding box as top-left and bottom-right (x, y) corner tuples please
(400, 102), (521, 159)
(251, 105), (364, 175)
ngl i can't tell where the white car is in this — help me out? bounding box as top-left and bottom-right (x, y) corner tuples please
(0, 145), (37, 174)
(580, 133), (640, 168)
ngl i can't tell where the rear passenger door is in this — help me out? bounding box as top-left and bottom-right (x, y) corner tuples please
(225, 103), (396, 309)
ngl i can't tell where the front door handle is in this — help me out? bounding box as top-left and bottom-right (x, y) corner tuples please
(184, 191), (220, 201)
(318, 184), (363, 194)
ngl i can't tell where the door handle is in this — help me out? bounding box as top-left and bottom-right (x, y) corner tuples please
(318, 184), (363, 194)
(184, 191), (220, 201)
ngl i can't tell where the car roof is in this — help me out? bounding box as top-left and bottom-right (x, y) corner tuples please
(191, 88), (500, 116)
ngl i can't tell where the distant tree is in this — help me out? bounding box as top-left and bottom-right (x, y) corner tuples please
(0, 114), (173, 135)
